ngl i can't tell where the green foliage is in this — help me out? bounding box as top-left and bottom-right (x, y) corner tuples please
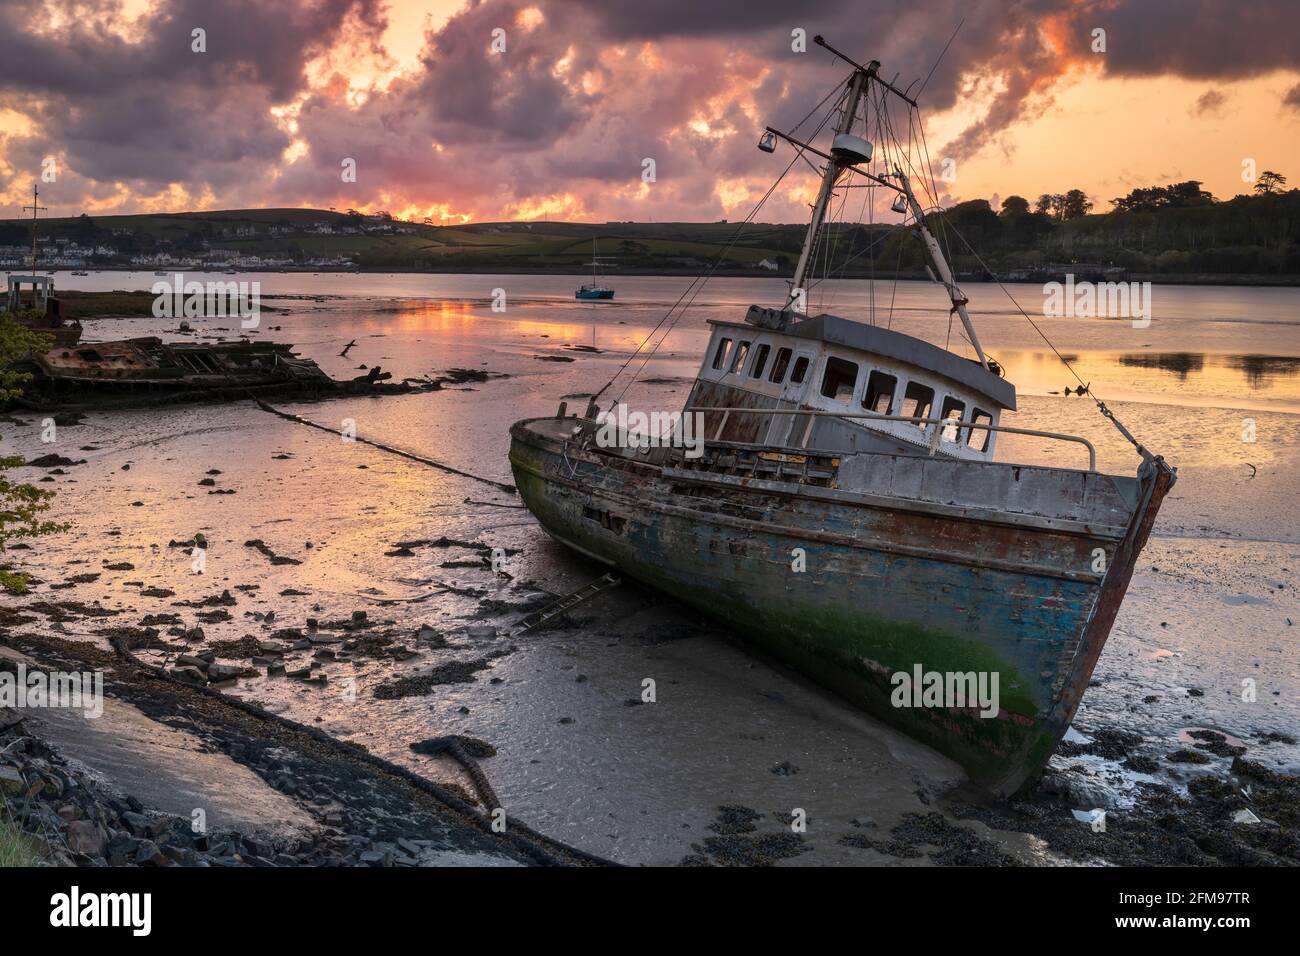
(0, 804), (41, 867)
(0, 313), (63, 594)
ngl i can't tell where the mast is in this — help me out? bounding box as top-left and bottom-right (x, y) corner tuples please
(23, 183), (47, 272)
(786, 70), (867, 314)
(895, 170), (989, 369)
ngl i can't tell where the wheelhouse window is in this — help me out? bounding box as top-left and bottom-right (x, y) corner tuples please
(789, 355), (810, 384)
(899, 381), (935, 429)
(939, 396), (966, 443)
(749, 343), (771, 379)
(768, 347), (793, 384)
(968, 408), (993, 453)
(862, 371), (897, 414)
(711, 337), (733, 370)
(729, 341), (751, 374)
(819, 357), (859, 403)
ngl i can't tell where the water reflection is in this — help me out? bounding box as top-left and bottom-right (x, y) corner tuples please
(1117, 352), (1300, 389)
(1118, 353), (1205, 380)
(1230, 354), (1300, 388)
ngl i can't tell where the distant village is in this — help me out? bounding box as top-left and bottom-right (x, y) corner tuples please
(0, 213), (426, 271)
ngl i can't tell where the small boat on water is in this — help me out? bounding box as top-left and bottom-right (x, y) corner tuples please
(575, 238), (615, 300)
(510, 37), (1176, 795)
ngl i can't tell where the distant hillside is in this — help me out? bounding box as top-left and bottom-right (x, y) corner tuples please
(3, 185), (1298, 281)
(0, 207), (809, 275)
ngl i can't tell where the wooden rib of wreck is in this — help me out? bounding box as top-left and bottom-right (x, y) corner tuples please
(509, 38), (1176, 796)
(5, 336), (433, 410)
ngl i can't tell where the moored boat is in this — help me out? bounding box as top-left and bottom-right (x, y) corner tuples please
(575, 238), (615, 299)
(509, 37), (1175, 795)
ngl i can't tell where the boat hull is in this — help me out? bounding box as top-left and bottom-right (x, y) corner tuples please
(509, 417), (1172, 795)
(575, 289), (615, 300)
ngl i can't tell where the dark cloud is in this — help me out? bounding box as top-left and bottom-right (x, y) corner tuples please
(0, 0), (1297, 219)
(1193, 89), (1227, 116)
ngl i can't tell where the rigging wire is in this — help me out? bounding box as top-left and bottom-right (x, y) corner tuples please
(595, 83), (849, 406)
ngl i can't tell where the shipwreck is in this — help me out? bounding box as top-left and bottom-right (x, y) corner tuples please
(509, 37), (1175, 796)
(5, 336), (426, 410)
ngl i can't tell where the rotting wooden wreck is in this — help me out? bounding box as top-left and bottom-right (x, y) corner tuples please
(5, 336), (427, 410)
(509, 37), (1175, 796)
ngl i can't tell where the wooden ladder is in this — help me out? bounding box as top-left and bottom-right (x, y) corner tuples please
(512, 573), (622, 636)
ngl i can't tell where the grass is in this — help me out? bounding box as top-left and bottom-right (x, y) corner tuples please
(0, 803), (41, 867)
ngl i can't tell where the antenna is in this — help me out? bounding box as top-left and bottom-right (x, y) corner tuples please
(22, 183), (48, 272)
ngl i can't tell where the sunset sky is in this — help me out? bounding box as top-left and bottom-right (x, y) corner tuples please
(1, 0), (1298, 224)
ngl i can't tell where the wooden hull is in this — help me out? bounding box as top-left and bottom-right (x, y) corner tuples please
(509, 417), (1173, 796)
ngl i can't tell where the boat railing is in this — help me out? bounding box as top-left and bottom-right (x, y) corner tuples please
(684, 406), (1098, 472)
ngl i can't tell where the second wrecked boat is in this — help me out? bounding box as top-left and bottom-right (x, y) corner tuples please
(6, 336), (418, 409)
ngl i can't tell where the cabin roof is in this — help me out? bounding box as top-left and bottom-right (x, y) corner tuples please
(710, 310), (1017, 411)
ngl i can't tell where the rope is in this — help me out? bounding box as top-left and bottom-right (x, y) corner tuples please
(931, 215), (1152, 459)
(250, 399), (518, 493)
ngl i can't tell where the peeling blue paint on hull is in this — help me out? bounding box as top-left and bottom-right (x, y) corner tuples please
(508, 420), (1172, 796)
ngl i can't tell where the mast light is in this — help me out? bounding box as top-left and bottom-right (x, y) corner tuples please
(891, 193), (908, 214)
(757, 130), (777, 153)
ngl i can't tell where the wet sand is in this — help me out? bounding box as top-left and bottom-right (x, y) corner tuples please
(2, 280), (1298, 865)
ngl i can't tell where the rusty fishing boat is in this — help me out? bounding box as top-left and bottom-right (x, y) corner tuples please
(509, 38), (1175, 796)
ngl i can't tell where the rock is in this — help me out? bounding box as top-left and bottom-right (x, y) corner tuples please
(0, 764), (26, 795)
(266, 663), (286, 677)
(175, 654), (210, 670)
(163, 845), (197, 865)
(66, 819), (105, 857)
(466, 624), (497, 639)
(350, 610), (368, 626)
(206, 663), (245, 681)
(169, 665), (207, 685)
(105, 832), (140, 866)
(1232, 809), (1262, 825)
(135, 840), (169, 866)
(120, 811), (151, 836)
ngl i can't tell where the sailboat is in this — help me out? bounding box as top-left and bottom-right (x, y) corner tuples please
(510, 37), (1175, 796)
(575, 238), (615, 300)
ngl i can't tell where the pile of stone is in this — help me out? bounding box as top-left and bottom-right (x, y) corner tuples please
(0, 713), (317, 866)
